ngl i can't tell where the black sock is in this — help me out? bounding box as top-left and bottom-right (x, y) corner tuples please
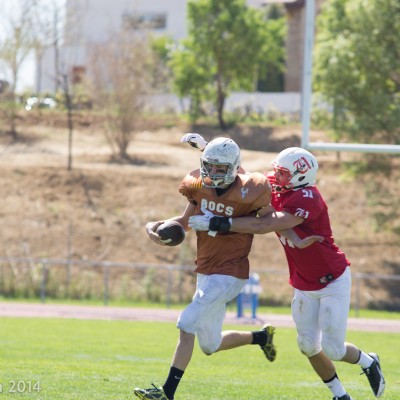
(162, 366), (184, 400)
(251, 330), (267, 346)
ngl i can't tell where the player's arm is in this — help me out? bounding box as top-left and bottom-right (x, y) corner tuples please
(181, 133), (208, 151)
(188, 203), (301, 234)
(188, 204), (299, 234)
(146, 203), (196, 245)
(230, 205), (303, 234)
(172, 202), (197, 231)
(278, 228), (323, 248)
(249, 207), (323, 246)
(181, 133), (247, 174)
(188, 204), (323, 247)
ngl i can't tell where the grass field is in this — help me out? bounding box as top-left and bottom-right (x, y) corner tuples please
(1, 317), (399, 399)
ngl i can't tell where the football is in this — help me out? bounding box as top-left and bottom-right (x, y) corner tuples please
(156, 220), (185, 246)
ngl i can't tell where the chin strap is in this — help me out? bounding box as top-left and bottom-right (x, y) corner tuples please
(292, 183), (309, 190)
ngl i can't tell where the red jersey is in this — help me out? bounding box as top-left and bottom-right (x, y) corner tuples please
(272, 186), (350, 291)
(180, 170), (271, 279)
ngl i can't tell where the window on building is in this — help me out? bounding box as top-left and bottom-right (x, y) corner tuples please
(122, 12), (167, 30)
(71, 66), (86, 85)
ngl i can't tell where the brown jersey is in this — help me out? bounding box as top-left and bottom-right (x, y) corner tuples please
(179, 170), (272, 279)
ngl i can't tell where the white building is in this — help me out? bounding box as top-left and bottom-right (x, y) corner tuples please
(40, 0), (294, 93)
(39, 0), (189, 93)
(37, 0), (324, 113)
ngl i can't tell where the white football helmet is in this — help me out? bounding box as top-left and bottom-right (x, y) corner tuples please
(271, 147), (318, 192)
(200, 137), (240, 188)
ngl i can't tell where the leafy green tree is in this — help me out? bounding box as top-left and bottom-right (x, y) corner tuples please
(168, 40), (211, 123)
(315, 0), (400, 238)
(314, 0), (400, 145)
(169, 0), (285, 128)
(257, 4), (286, 92)
(150, 35), (175, 92)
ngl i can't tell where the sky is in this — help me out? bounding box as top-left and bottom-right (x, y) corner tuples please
(0, 0), (66, 92)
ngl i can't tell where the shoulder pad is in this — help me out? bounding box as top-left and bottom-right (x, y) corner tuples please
(238, 172), (270, 189)
(180, 169), (202, 189)
(179, 169), (202, 200)
(235, 172), (271, 204)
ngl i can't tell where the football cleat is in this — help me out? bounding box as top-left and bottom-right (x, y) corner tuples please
(361, 353), (385, 397)
(333, 394), (353, 400)
(134, 384), (171, 400)
(260, 324), (277, 362)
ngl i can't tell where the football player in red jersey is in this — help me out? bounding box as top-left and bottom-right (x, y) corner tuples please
(135, 137), (320, 400)
(188, 138), (386, 400)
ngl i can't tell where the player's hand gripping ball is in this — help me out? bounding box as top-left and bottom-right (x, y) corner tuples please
(156, 221), (186, 246)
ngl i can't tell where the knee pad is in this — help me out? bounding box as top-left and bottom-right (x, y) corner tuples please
(322, 338), (346, 361)
(297, 334), (321, 357)
(177, 310), (197, 335)
(197, 331), (222, 355)
(198, 341), (219, 356)
(176, 319), (196, 335)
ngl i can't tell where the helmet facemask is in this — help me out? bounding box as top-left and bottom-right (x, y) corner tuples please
(200, 137), (240, 188)
(271, 166), (295, 193)
(201, 160), (236, 188)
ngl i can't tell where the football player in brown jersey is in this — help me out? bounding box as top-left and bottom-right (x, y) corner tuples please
(135, 137), (320, 400)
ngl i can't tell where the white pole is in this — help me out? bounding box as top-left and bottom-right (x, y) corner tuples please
(301, 0), (316, 149)
(306, 142), (400, 154)
(300, 0), (400, 154)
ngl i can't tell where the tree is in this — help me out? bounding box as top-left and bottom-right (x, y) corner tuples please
(314, 0), (400, 237)
(256, 4), (286, 92)
(314, 0), (400, 146)
(0, 0), (36, 138)
(0, 0), (67, 138)
(88, 29), (155, 159)
(150, 35), (175, 93)
(169, 0), (285, 129)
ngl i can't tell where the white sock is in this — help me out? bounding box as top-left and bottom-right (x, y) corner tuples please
(324, 374), (347, 397)
(357, 351), (374, 369)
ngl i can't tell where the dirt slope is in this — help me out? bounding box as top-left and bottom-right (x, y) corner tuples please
(1, 112), (399, 309)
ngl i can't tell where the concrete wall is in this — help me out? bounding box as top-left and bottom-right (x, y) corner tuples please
(146, 92), (301, 114)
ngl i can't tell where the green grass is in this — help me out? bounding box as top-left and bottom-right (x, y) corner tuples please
(0, 318), (399, 399)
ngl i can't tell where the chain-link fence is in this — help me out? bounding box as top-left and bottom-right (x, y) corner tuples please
(1, 256), (400, 313)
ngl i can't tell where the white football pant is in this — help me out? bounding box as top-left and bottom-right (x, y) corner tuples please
(177, 273), (247, 355)
(291, 267), (351, 360)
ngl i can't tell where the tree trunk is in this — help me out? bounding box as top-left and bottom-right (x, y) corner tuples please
(216, 78), (227, 130)
(8, 66), (19, 139)
(9, 107), (17, 140)
(62, 74), (74, 171)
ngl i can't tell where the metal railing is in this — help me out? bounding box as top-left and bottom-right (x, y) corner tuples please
(0, 256), (399, 315)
